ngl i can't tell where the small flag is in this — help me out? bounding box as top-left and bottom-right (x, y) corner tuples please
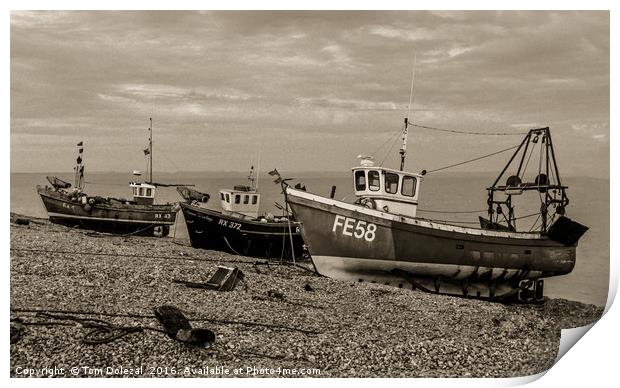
(77, 141), (83, 146)
(143, 148), (150, 156)
(273, 177), (283, 184)
(79, 148), (83, 154)
(76, 156), (82, 164)
(268, 169), (279, 176)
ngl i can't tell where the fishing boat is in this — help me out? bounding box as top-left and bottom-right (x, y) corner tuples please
(179, 166), (305, 260)
(284, 119), (588, 302)
(36, 118), (177, 236)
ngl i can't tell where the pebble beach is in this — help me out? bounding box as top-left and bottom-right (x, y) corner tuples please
(10, 214), (604, 378)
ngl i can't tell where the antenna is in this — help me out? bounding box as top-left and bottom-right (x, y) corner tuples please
(400, 54), (416, 171)
(255, 127), (264, 191)
(148, 117), (153, 183)
(256, 146), (262, 191)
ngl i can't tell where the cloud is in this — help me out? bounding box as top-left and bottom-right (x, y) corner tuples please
(447, 47), (473, 57)
(368, 25), (435, 41)
(10, 11), (609, 177)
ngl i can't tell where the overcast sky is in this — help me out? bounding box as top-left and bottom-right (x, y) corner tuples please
(10, 11), (609, 177)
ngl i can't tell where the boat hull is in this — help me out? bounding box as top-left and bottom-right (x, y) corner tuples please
(37, 187), (176, 236)
(286, 188), (577, 299)
(180, 203), (304, 260)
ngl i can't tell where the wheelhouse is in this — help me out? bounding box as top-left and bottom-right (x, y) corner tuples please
(352, 158), (423, 218)
(220, 185), (260, 218)
(130, 182), (156, 205)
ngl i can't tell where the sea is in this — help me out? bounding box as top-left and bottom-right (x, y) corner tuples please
(10, 171), (610, 307)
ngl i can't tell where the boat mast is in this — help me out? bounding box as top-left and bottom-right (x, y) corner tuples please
(248, 165), (256, 190)
(400, 55), (416, 171)
(256, 134), (262, 191)
(74, 141), (85, 190)
(148, 117), (153, 184)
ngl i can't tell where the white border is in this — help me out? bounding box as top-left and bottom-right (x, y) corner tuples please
(4, 3), (616, 388)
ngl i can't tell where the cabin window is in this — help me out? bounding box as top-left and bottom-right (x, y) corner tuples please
(244, 195), (249, 204)
(133, 187), (138, 196)
(252, 195), (258, 205)
(368, 170), (380, 191)
(355, 170), (366, 191)
(138, 188), (144, 196)
(225, 193), (230, 203)
(385, 172), (399, 194)
(402, 176), (417, 197)
(235, 195), (241, 204)
(146, 188), (152, 197)
(220, 193), (225, 200)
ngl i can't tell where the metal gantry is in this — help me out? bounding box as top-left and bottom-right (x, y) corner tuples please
(486, 127), (569, 233)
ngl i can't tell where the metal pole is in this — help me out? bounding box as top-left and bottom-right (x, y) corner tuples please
(515, 134), (531, 178)
(400, 56), (416, 171)
(400, 119), (408, 171)
(491, 131), (531, 187)
(149, 117), (153, 183)
(546, 127), (562, 186)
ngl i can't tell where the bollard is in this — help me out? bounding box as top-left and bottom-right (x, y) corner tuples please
(330, 185), (337, 199)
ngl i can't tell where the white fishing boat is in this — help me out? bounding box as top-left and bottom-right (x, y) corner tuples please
(285, 111), (587, 302)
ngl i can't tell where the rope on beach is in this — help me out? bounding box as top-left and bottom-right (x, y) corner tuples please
(11, 307), (321, 336)
(10, 247), (315, 273)
(10, 247), (269, 265)
(251, 294), (324, 310)
(14, 311), (165, 345)
(12, 213), (162, 238)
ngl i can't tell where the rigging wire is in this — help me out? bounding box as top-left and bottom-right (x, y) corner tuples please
(417, 208), (488, 214)
(424, 145), (519, 174)
(412, 124), (528, 136)
(369, 122), (527, 168)
(513, 212), (541, 221)
(370, 125), (404, 161)
(536, 138), (548, 227)
(83, 181), (130, 187)
(422, 218), (481, 225)
(380, 126), (404, 166)
(519, 141), (536, 180)
(406, 54), (416, 122)
(160, 151), (183, 173)
(529, 213), (541, 232)
(418, 211), (539, 226)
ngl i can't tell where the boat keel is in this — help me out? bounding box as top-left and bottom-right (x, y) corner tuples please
(391, 268), (545, 303)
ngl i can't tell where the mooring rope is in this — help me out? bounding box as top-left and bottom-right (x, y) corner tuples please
(11, 311), (164, 345)
(10, 247), (265, 265)
(11, 307), (320, 336)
